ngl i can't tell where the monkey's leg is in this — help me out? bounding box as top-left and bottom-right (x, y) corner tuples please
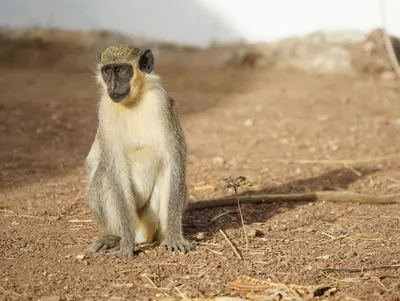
(106, 175), (136, 260)
(86, 140), (121, 253)
(87, 170), (123, 253)
(129, 146), (163, 246)
(158, 166), (192, 253)
(87, 167), (135, 259)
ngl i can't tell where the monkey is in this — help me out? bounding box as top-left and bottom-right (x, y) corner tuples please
(86, 44), (191, 259)
(85, 45), (399, 260)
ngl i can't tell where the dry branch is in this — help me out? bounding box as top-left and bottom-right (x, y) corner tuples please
(219, 229), (243, 260)
(188, 191), (400, 211)
(321, 264), (400, 273)
(228, 275), (336, 300)
(262, 154), (400, 165)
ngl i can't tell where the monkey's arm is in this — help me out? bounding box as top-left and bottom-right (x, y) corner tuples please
(159, 147), (192, 253)
(85, 132), (102, 182)
(187, 191), (400, 211)
(158, 104), (192, 252)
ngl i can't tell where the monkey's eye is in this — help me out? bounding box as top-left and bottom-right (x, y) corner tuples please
(118, 67), (127, 73)
(104, 68), (112, 75)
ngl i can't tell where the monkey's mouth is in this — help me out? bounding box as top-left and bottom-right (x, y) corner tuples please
(109, 92), (129, 103)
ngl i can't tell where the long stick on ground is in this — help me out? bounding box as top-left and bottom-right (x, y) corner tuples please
(321, 264), (400, 273)
(188, 191), (400, 211)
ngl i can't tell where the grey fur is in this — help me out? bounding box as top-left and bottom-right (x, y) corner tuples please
(89, 130), (136, 259)
(158, 97), (191, 252)
(86, 45), (191, 259)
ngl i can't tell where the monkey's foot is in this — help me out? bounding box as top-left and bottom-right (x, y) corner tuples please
(87, 234), (120, 253)
(161, 237), (193, 253)
(110, 248), (134, 260)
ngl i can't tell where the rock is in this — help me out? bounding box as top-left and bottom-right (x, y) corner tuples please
(350, 28), (400, 75)
(380, 71), (397, 80)
(225, 48), (265, 68)
(243, 119), (253, 127)
(245, 226), (264, 238)
(196, 232), (205, 240)
(212, 156), (225, 165)
(392, 118), (400, 127)
(316, 114), (329, 122)
(76, 254), (85, 260)
(316, 254), (331, 260)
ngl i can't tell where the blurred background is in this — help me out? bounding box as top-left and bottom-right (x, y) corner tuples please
(1, 0), (400, 47)
(1, 1), (400, 300)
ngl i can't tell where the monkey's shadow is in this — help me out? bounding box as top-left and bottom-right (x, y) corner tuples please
(183, 166), (379, 240)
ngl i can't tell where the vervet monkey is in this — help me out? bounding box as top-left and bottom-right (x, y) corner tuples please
(86, 45), (399, 260)
(86, 45), (190, 259)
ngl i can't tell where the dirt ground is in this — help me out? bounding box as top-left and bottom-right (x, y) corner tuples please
(1, 33), (400, 301)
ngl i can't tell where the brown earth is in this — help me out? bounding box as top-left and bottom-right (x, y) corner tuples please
(1, 32), (400, 301)
(349, 28), (400, 76)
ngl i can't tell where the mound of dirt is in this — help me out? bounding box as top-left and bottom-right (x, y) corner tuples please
(1, 27), (399, 78)
(213, 31), (365, 73)
(0, 28), (199, 71)
(349, 28), (400, 76)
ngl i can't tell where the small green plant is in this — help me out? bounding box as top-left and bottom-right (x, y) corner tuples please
(223, 176), (253, 252)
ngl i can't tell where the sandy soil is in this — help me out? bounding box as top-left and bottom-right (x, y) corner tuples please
(1, 34), (400, 301)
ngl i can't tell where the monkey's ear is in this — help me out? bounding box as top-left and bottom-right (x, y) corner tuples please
(139, 49), (154, 74)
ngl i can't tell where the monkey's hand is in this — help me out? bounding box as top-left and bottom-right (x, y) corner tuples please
(87, 235), (120, 253)
(161, 236), (193, 254)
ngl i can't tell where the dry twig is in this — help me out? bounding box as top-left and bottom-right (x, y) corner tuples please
(143, 274), (169, 295)
(321, 264), (400, 273)
(210, 210), (236, 221)
(174, 286), (187, 299)
(219, 229), (243, 260)
(204, 247), (223, 256)
(0, 286), (21, 297)
(261, 154), (400, 165)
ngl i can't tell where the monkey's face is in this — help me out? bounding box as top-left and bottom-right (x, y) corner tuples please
(98, 46), (155, 103)
(101, 63), (133, 103)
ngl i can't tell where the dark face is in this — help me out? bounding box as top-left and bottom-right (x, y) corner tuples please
(101, 63), (133, 102)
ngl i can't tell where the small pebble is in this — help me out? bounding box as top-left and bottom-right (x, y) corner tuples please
(196, 232), (205, 240)
(76, 254), (85, 260)
(317, 114), (329, 122)
(243, 119), (253, 127)
(212, 156), (225, 165)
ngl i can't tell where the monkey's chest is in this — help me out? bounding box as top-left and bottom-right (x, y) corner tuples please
(125, 146), (163, 203)
(103, 113), (165, 200)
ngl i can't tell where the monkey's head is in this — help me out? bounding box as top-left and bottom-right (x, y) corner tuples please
(96, 45), (154, 103)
